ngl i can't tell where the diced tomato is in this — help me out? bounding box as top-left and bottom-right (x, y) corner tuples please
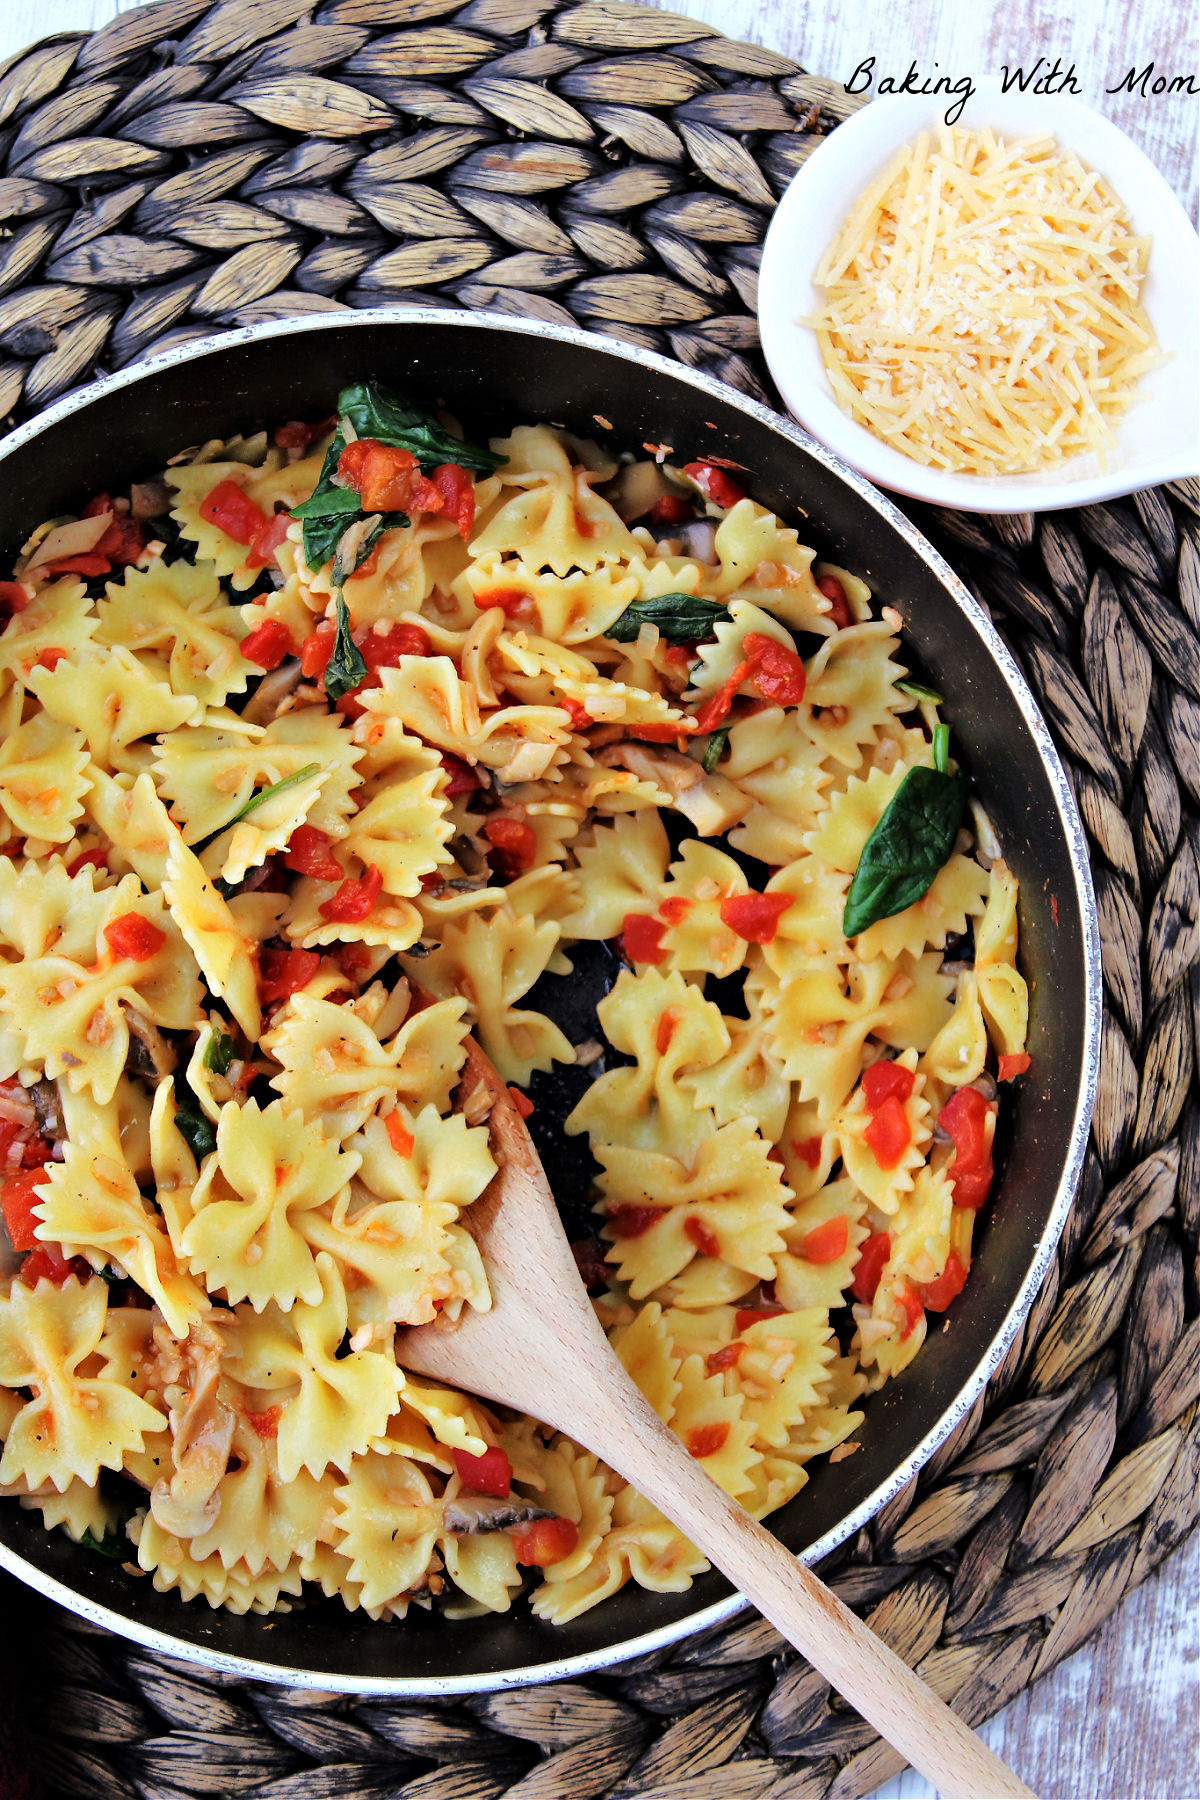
(735, 1303), (785, 1332)
(453, 1444), (511, 1499)
(0, 1119), (19, 1165)
(274, 417), (334, 450)
(258, 945), (320, 1005)
(661, 642), (693, 666)
(626, 721), (691, 742)
(684, 1216), (720, 1258)
(33, 647), (66, 670)
(283, 824), (344, 882)
(384, 1112), (415, 1157)
(473, 586), (528, 616)
(691, 660), (749, 735)
(40, 553), (111, 578)
(300, 621), (336, 680)
(655, 1007), (681, 1054)
(512, 1515), (578, 1567)
(81, 498), (147, 570)
(199, 479), (269, 546)
(0, 580), (30, 614)
(862, 1061), (916, 1111)
(607, 1204), (665, 1238)
(245, 511), (291, 570)
(850, 1231), (891, 1305)
(65, 849), (107, 882)
(938, 1087), (995, 1211)
(318, 864), (382, 923)
(997, 1053), (1031, 1082)
(719, 891), (793, 944)
(817, 574), (852, 630)
(920, 1249), (968, 1313)
(484, 816), (537, 878)
(1, 1166), (47, 1251)
(562, 697), (592, 731)
(863, 1094), (911, 1169)
(21, 1135), (50, 1169)
(571, 1238), (610, 1288)
(334, 620), (433, 718)
(684, 461), (746, 508)
(686, 1422), (731, 1459)
(508, 1085), (534, 1121)
(431, 462), (475, 541)
(104, 912), (165, 963)
(647, 492), (690, 526)
(240, 619), (296, 670)
(803, 1214), (849, 1264)
(794, 1135), (823, 1169)
(244, 1405), (281, 1439)
(743, 632), (806, 706)
(335, 942), (374, 981)
(621, 912), (667, 965)
(897, 1281), (925, 1339)
(337, 440), (444, 516)
(19, 1242), (83, 1286)
(440, 753), (480, 799)
(706, 1341), (744, 1375)
(657, 896), (692, 925)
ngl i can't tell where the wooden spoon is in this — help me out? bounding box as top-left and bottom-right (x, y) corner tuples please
(398, 1039), (1034, 1799)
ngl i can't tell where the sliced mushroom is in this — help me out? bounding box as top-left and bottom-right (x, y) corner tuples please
(595, 742), (751, 837)
(27, 1079), (62, 1142)
(442, 1494), (554, 1535)
(126, 1011), (177, 1082)
(676, 518), (720, 563)
(130, 479), (172, 520)
(449, 832), (489, 879)
(239, 657), (304, 727)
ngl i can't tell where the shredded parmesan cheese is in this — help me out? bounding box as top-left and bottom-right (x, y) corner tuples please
(808, 127), (1164, 475)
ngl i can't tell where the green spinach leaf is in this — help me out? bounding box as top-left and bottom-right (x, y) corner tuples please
(81, 1526), (127, 1560)
(323, 594), (367, 703)
(204, 1029), (237, 1076)
(606, 593), (728, 644)
(175, 1096), (216, 1159)
(337, 379), (503, 476)
(842, 760), (968, 939)
(330, 510), (407, 586)
(292, 430), (353, 571)
(895, 678), (943, 705)
(702, 725), (731, 773)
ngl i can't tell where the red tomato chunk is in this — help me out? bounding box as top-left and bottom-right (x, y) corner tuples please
(512, 1516), (578, 1567)
(20, 1242), (85, 1286)
(607, 1204), (664, 1238)
(104, 913), (165, 963)
(937, 1087), (995, 1210)
(483, 816), (537, 877)
(431, 462), (475, 541)
(199, 479), (269, 546)
(897, 1282), (925, 1339)
(817, 574), (852, 629)
(258, 946), (320, 1005)
(920, 1249), (969, 1312)
(735, 1304), (784, 1332)
(997, 1052), (1031, 1082)
(453, 1445), (511, 1499)
(1, 1167), (48, 1251)
(719, 891), (793, 944)
(863, 1094), (911, 1169)
(385, 1113), (415, 1158)
(337, 441), (444, 517)
(240, 619), (296, 670)
(684, 461), (746, 508)
(621, 912), (667, 965)
(850, 1231), (891, 1305)
(686, 1422), (731, 1459)
(284, 825), (344, 882)
(66, 849), (107, 877)
(706, 1342), (744, 1375)
(508, 1086), (534, 1121)
(743, 632), (806, 706)
(862, 1061), (915, 1110)
(245, 512), (291, 571)
(803, 1214), (848, 1264)
(684, 1216), (720, 1259)
(318, 864), (382, 923)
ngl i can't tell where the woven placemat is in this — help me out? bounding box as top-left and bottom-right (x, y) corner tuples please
(0, 2), (1195, 1796)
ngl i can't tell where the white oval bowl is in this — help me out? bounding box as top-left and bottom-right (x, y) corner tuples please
(758, 78), (1199, 513)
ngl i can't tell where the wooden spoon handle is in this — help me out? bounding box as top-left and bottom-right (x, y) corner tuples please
(581, 1389), (1034, 1800)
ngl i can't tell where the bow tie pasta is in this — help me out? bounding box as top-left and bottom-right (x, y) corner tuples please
(0, 379), (1027, 1628)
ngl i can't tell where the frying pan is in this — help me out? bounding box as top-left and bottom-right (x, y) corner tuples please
(0, 311), (1100, 1692)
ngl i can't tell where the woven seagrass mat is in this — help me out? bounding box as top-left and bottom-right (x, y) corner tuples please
(0, 2), (1195, 1796)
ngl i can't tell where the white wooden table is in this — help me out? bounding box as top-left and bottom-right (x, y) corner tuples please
(5, 3), (1199, 1797)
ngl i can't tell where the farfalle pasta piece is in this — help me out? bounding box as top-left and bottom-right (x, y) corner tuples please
(471, 425), (638, 575)
(338, 763), (452, 899)
(793, 621), (908, 770)
(834, 1051), (933, 1213)
(128, 1510), (307, 1612)
(332, 1451), (441, 1614)
(364, 660), (570, 786)
(415, 906), (574, 1085)
(975, 861), (1029, 1057)
(265, 992), (470, 1138)
(725, 706), (835, 865)
(595, 1118), (792, 1297)
(27, 644), (198, 780)
(0, 1276), (165, 1492)
(181, 1413), (330, 1577)
(567, 968), (728, 1160)
(0, 714), (90, 845)
(562, 808), (670, 940)
(163, 836), (261, 1040)
(154, 710), (359, 848)
(177, 1097), (357, 1313)
(166, 444), (327, 589)
(95, 560), (253, 709)
(680, 989), (790, 1144)
(774, 1176), (870, 1313)
(224, 1255), (405, 1482)
(454, 554), (638, 643)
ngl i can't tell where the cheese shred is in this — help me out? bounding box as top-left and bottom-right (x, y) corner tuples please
(808, 127), (1164, 476)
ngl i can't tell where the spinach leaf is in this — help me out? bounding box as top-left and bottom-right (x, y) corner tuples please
(175, 1096), (216, 1159)
(606, 593), (728, 644)
(338, 379), (503, 476)
(194, 763), (321, 857)
(842, 760), (968, 939)
(204, 1029), (237, 1076)
(97, 1266), (125, 1293)
(292, 429), (352, 571)
(702, 725), (730, 773)
(330, 511), (407, 586)
(81, 1526), (127, 1560)
(323, 594), (367, 702)
(895, 678), (943, 705)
